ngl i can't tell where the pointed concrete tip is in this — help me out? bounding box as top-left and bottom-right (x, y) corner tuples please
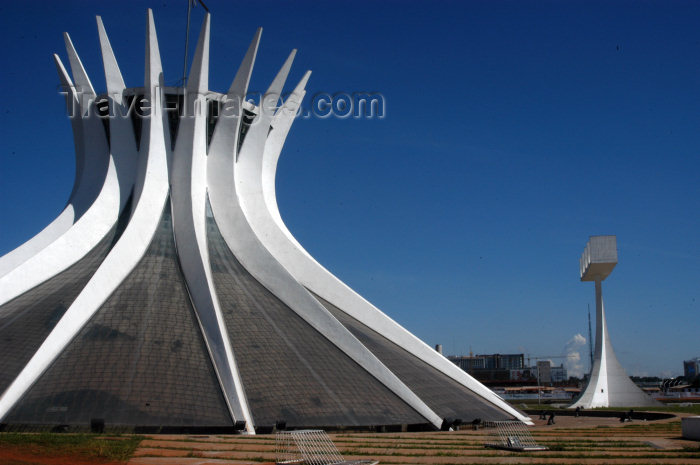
(286, 49), (298, 66)
(63, 31), (95, 96)
(293, 70), (312, 94)
(53, 53), (68, 77)
(96, 15), (108, 39)
(63, 32), (77, 62)
(247, 28), (263, 56)
(53, 53), (75, 91)
(265, 49), (297, 96)
(200, 12), (211, 31)
(252, 27), (263, 48)
(250, 27), (263, 52)
(146, 8), (156, 38)
(96, 16), (106, 40)
(146, 8), (156, 40)
(53, 53), (79, 109)
(186, 11), (211, 92)
(62, 32), (76, 60)
(97, 13), (127, 93)
(144, 7), (163, 87)
(226, 27), (263, 97)
(281, 49), (297, 68)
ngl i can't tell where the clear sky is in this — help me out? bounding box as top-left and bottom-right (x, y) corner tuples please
(0, 1), (698, 378)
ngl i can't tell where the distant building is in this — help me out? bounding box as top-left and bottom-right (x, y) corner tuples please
(448, 354), (572, 386)
(510, 368), (537, 382)
(551, 364), (568, 383)
(449, 353), (524, 370)
(448, 355), (485, 372)
(534, 360), (567, 384)
(494, 354), (525, 370)
(448, 354), (526, 383)
(685, 358), (700, 381)
(537, 361), (552, 383)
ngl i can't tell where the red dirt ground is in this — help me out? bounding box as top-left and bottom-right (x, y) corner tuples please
(0, 443), (124, 465)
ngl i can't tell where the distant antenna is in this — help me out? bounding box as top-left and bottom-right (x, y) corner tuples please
(181, 0), (211, 87)
(587, 304), (594, 370)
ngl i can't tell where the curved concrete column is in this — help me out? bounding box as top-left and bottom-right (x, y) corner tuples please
(0, 35), (111, 279)
(237, 71), (531, 426)
(170, 15), (253, 432)
(261, 76), (309, 237)
(0, 9), (171, 422)
(59, 32), (111, 218)
(0, 45), (117, 306)
(96, 16), (138, 208)
(221, 51), (442, 429)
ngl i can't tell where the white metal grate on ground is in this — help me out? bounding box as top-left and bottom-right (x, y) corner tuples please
(275, 429), (378, 465)
(484, 420), (548, 452)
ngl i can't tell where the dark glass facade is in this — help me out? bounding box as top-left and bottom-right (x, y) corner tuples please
(1, 194), (513, 430)
(0, 210), (127, 394)
(5, 200), (232, 428)
(313, 294), (513, 422)
(206, 204), (425, 428)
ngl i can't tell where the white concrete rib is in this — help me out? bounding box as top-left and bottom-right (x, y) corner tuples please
(239, 72), (532, 426)
(170, 14), (253, 433)
(63, 32), (95, 116)
(0, 36), (108, 279)
(96, 16), (138, 207)
(0, 81), (77, 277)
(0, 9), (170, 422)
(0, 45), (116, 306)
(0, 202), (76, 280)
(230, 57), (443, 429)
(63, 32), (107, 215)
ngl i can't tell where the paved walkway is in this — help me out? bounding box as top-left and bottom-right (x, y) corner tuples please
(128, 412), (699, 465)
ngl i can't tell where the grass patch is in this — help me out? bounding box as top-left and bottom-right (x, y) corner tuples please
(0, 433), (143, 462)
(514, 402), (700, 415)
(597, 405), (700, 415)
(538, 439), (654, 448)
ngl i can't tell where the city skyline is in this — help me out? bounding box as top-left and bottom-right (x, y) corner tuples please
(1, 0), (698, 378)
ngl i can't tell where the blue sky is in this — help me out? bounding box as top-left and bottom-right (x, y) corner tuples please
(0, 1), (698, 378)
